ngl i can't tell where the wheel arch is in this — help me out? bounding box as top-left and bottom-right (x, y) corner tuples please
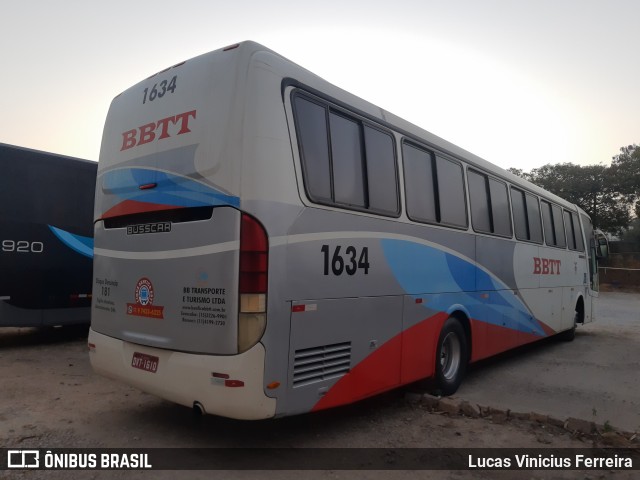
(575, 294), (585, 324)
(447, 307), (472, 364)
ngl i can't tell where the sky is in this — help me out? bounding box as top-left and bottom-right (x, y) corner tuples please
(1, 0), (638, 172)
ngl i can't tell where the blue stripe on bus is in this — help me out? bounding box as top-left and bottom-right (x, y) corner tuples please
(48, 226), (94, 258)
(380, 239), (546, 337)
(102, 168), (240, 208)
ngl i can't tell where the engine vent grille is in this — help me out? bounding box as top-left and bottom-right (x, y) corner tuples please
(293, 342), (351, 387)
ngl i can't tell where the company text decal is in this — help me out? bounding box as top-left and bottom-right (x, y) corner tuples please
(533, 257), (561, 275)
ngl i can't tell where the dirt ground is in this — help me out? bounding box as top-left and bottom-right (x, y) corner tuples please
(1, 325), (638, 479)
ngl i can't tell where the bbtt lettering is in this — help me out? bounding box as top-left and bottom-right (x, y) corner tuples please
(533, 257), (561, 275)
(121, 110), (196, 151)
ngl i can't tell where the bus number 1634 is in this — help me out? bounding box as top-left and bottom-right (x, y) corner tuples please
(321, 245), (370, 276)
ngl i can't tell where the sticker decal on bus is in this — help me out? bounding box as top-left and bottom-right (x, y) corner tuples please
(533, 257), (561, 275)
(120, 110), (196, 151)
(126, 277), (164, 319)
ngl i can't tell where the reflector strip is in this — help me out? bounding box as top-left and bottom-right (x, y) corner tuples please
(292, 304), (317, 313)
(224, 379), (244, 388)
(139, 183), (157, 190)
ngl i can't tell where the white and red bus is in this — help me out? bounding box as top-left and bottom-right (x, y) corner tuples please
(89, 41), (605, 419)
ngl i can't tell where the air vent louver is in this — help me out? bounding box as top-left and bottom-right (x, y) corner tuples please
(293, 342), (351, 387)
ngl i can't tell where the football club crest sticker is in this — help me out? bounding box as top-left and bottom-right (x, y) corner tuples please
(127, 277), (164, 319)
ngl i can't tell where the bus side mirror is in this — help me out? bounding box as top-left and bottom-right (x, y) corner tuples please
(595, 232), (609, 259)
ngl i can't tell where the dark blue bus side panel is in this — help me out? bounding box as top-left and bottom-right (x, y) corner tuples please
(0, 144), (96, 326)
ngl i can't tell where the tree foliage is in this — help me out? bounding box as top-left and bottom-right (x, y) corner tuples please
(508, 144), (639, 236)
(611, 144), (640, 213)
(620, 217), (640, 246)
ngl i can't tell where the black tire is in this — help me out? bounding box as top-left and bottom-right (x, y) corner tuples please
(434, 317), (468, 396)
(559, 311), (578, 342)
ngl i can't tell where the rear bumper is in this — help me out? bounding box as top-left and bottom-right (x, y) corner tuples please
(88, 329), (276, 420)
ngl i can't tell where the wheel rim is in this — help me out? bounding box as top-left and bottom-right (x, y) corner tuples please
(440, 332), (461, 381)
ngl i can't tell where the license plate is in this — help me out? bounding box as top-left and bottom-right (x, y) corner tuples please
(131, 352), (159, 373)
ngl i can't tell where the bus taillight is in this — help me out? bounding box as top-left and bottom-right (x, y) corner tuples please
(238, 213), (268, 353)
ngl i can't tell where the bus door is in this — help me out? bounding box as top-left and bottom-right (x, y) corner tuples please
(579, 214), (602, 323)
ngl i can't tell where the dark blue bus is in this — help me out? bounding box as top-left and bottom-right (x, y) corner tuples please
(1, 143), (96, 326)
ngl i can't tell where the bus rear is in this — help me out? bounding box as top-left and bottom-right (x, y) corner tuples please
(89, 43), (276, 419)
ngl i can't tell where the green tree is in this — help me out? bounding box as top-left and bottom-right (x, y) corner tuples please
(620, 217), (640, 246)
(611, 144), (640, 208)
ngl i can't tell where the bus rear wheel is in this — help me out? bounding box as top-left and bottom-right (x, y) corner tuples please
(559, 311), (578, 342)
(434, 317), (468, 396)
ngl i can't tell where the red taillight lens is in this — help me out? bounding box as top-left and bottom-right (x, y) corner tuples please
(239, 214), (268, 294)
(238, 213), (268, 353)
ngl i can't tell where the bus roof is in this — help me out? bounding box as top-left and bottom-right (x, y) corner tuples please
(0, 143), (97, 166)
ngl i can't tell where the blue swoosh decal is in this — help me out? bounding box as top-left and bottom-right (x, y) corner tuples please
(381, 238), (545, 337)
(102, 168), (240, 209)
(48, 226), (94, 259)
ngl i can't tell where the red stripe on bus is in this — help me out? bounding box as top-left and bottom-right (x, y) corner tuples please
(312, 312), (553, 412)
(536, 320), (557, 337)
(101, 200), (184, 219)
(311, 312), (448, 412)
(470, 321), (550, 362)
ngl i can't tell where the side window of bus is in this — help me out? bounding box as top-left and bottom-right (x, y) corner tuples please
(364, 126), (399, 213)
(526, 193), (544, 243)
(403, 144), (437, 223)
(551, 204), (567, 248)
(511, 187), (543, 244)
(437, 156), (467, 227)
(489, 177), (511, 236)
(293, 94), (399, 216)
(573, 212), (585, 251)
(293, 96), (332, 203)
(564, 210), (585, 251)
(402, 142), (467, 228)
(541, 200), (567, 248)
(468, 170), (512, 237)
(330, 112), (365, 207)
